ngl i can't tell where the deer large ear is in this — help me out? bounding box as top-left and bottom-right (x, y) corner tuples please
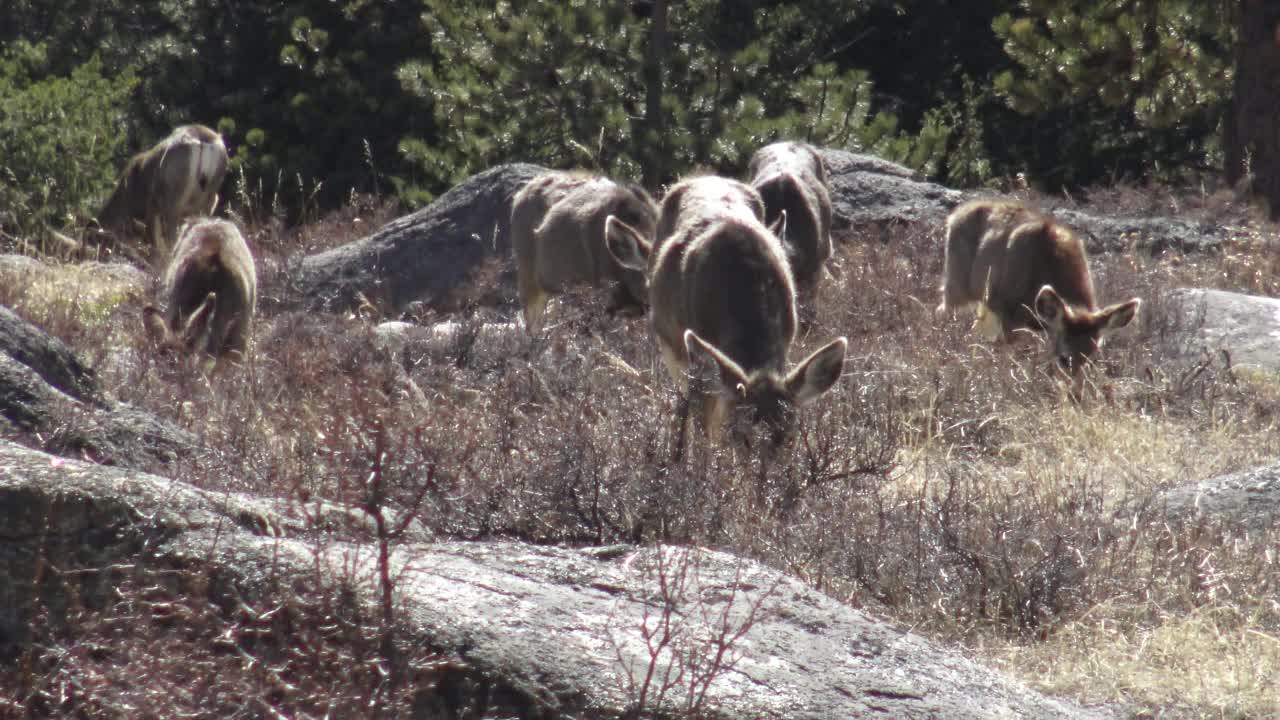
(785, 337), (847, 405)
(684, 329), (747, 393)
(1098, 298), (1141, 333)
(605, 215), (650, 272)
(1034, 285), (1066, 329)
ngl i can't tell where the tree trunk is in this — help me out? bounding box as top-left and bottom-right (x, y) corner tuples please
(1226, 0), (1280, 218)
(640, 0), (669, 190)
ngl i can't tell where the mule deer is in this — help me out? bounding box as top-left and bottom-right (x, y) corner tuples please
(748, 141), (833, 301)
(144, 218), (257, 363)
(608, 176), (847, 452)
(94, 124), (228, 263)
(650, 171), (765, 260)
(512, 172), (658, 332)
(938, 199), (1141, 391)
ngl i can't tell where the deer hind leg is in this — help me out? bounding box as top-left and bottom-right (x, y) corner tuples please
(658, 342), (688, 393)
(520, 288), (550, 334)
(699, 391), (729, 442)
(671, 390), (691, 462)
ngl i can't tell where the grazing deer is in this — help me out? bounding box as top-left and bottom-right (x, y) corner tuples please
(938, 199), (1141, 392)
(748, 141), (833, 301)
(144, 218), (257, 363)
(650, 171), (766, 260)
(608, 176), (847, 453)
(94, 124), (229, 263)
(511, 172), (658, 332)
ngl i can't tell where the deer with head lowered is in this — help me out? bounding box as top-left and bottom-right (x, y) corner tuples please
(607, 175), (848, 455)
(511, 171), (658, 333)
(748, 141), (833, 305)
(938, 198), (1141, 395)
(144, 218), (257, 365)
(92, 124), (228, 264)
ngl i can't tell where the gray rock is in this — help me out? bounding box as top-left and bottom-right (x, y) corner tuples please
(821, 149), (921, 180)
(0, 439), (1110, 719)
(1152, 462), (1280, 531)
(0, 303), (196, 468)
(290, 153), (1238, 319)
(0, 304), (101, 404)
(820, 149), (963, 228)
(816, 150), (1231, 256)
(293, 163), (547, 314)
(1125, 288), (1280, 531)
(1053, 209), (1230, 255)
(1168, 288), (1280, 375)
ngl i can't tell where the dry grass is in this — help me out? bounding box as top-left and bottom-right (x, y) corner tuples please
(2, 185), (1279, 717)
(989, 598), (1280, 717)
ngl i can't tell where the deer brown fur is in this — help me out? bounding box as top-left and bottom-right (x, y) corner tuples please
(748, 141), (833, 301)
(511, 171), (658, 332)
(145, 218), (257, 362)
(939, 199), (1141, 389)
(94, 124), (228, 263)
(608, 176), (847, 452)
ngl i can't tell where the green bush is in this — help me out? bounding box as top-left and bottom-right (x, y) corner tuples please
(0, 41), (137, 242)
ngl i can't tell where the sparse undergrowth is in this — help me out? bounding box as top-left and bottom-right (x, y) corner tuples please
(2, 185), (1278, 718)
(7, 560), (454, 718)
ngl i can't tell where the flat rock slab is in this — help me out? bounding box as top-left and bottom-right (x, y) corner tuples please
(1153, 461), (1280, 531)
(1169, 288), (1280, 375)
(0, 439), (1109, 719)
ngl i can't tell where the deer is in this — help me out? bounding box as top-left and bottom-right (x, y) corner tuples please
(92, 124), (229, 264)
(143, 218), (257, 365)
(511, 171), (658, 333)
(650, 170), (766, 260)
(607, 175), (848, 455)
(748, 141), (833, 303)
(938, 198), (1141, 396)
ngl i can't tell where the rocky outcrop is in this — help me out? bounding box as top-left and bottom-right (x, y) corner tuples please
(1152, 461), (1280, 532)
(289, 152), (1241, 318)
(820, 149), (962, 229)
(1133, 288), (1280, 532)
(293, 163), (547, 314)
(1168, 288), (1280, 374)
(1054, 209), (1232, 255)
(816, 150), (1233, 255)
(0, 304), (195, 468)
(0, 304), (102, 405)
(0, 439), (1110, 719)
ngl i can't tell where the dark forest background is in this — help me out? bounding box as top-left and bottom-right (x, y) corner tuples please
(0, 0), (1263, 240)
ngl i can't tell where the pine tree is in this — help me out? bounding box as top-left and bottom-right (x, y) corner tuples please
(992, 0), (1234, 187)
(397, 0), (946, 195)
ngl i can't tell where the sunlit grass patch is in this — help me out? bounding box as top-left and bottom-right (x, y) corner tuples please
(991, 600), (1280, 718)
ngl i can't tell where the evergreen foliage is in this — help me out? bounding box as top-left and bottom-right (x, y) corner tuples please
(0, 42), (137, 238)
(0, 0), (1263, 226)
(397, 0), (947, 194)
(992, 0), (1235, 186)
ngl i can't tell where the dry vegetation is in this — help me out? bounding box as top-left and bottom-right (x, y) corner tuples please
(2, 186), (1278, 718)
